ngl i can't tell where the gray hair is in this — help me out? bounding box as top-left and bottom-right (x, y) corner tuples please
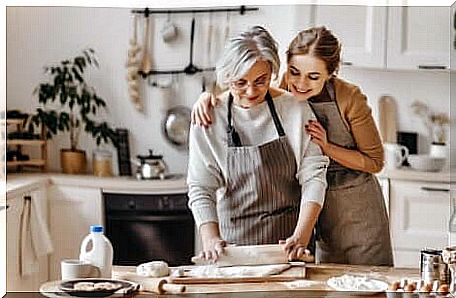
(216, 26), (280, 88)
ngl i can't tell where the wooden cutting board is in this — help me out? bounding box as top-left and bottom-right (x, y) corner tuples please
(115, 264), (306, 286)
(170, 264), (306, 284)
(378, 95), (398, 143)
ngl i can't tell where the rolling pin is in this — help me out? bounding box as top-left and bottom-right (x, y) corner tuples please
(192, 244), (314, 266)
(116, 272), (186, 294)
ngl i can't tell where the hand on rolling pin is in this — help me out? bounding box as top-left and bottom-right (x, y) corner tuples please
(200, 237), (227, 262)
(279, 237), (312, 261)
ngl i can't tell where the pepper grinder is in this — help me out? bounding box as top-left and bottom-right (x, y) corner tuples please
(442, 246), (456, 293)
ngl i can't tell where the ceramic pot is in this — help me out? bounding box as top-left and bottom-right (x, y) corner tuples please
(61, 149), (87, 174)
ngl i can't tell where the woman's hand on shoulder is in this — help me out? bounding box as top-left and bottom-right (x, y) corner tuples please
(305, 120), (329, 153)
(191, 92), (219, 127)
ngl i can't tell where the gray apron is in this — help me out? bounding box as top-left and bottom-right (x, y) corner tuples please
(218, 92), (302, 246)
(310, 80), (393, 266)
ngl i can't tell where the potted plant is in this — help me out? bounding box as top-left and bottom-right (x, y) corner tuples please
(411, 100), (450, 158)
(28, 49), (117, 174)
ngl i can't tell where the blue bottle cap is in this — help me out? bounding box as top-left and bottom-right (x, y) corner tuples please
(90, 225), (103, 233)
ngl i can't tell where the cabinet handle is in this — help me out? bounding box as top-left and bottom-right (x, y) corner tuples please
(421, 187), (449, 192)
(418, 65), (447, 70)
(342, 61), (353, 66)
(0, 205), (8, 211)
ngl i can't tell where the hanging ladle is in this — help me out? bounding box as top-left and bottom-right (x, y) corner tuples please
(183, 17), (200, 75)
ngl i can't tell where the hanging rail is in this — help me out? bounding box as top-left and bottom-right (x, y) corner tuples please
(131, 6), (259, 17)
(131, 5), (259, 77)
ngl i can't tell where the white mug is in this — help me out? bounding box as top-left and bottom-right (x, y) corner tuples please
(429, 143), (449, 159)
(61, 259), (100, 280)
(384, 143), (409, 170)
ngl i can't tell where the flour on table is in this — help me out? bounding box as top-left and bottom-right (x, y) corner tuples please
(186, 264), (291, 277)
(327, 274), (388, 292)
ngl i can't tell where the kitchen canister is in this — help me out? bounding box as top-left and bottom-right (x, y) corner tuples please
(420, 248), (450, 284)
(93, 150), (113, 177)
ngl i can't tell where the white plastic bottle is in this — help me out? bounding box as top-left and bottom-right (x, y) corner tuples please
(79, 225), (114, 278)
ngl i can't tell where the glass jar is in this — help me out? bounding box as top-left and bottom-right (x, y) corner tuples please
(93, 150), (113, 177)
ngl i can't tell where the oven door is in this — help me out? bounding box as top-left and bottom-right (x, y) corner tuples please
(104, 193), (195, 266)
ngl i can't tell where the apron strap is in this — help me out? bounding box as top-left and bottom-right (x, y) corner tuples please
(227, 93), (242, 147)
(265, 92), (285, 137)
(227, 91), (285, 147)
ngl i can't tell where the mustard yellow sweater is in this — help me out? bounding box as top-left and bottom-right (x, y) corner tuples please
(280, 76), (384, 174)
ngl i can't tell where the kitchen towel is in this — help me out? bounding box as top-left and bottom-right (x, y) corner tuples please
(20, 194), (53, 277)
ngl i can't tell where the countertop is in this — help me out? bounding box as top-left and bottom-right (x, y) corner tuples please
(39, 264), (420, 297)
(6, 173), (187, 200)
(6, 167), (454, 200)
(113, 263), (419, 296)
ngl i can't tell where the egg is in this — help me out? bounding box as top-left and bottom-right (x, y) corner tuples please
(388, 281), (400, 291)
(404, 283), (416, 292)
(438, 284), (449, 294)
(419, 284), (432, 293)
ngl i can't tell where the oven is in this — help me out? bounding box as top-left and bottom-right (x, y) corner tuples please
(103, 192), (195, 266)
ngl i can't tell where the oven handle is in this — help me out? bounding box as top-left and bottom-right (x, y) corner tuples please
(107, 214), (193, 222)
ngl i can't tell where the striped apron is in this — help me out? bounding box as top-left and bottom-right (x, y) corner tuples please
(311, 80), (393, 266)
(217, 92), (301, 246)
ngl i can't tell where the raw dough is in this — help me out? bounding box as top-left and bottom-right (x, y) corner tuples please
(73, 282), (95, 291)
(186, 264), (291, 278)
(136, 261), (170, 277)
(73, 281), (122, 292)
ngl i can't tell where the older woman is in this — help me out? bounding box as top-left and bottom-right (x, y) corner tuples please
(191, 26), (393, 266)
(187, 26), (329, 261)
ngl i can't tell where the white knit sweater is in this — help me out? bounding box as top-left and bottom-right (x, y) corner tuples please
(187, 91), (329, 229)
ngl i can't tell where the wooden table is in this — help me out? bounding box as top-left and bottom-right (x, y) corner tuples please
(111, 263), (420, 297)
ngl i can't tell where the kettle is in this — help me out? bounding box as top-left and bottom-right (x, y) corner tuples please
(132, 150), (168, 180)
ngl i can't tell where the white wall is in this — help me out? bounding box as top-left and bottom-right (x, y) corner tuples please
(6, 5), (453, 174)
(6, 5), (299, 174)
(340, 68), (451, 157)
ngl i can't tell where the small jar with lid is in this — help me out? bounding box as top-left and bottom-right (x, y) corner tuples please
(92, 150), (113, 177)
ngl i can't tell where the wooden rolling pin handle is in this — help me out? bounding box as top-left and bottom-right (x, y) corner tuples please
(297, 254), (315, 263)
(161, 282), (186, 294)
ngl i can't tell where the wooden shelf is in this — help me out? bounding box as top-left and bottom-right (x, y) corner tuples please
(1, 119), (25, 125)
(7, 159), (46, 167)
(7, 139), (46, 146)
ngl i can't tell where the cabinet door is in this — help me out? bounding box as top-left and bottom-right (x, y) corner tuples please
(6, 187), (49, 291)
(48, 185), (103, 281)
(313, 5), (387, 68)
(387, 6), (450, 70)
(377, 177), (390, 216)
(0, 201), (6, 294)
(6, 195), (22, 291)
(390, 180), (450, 267)
(451, 4), (456, 71)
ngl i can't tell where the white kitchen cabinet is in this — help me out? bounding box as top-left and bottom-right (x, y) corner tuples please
(1, 201), (6, 295)
(387, 6), (451, 70)
(389, 179), (450, 268)
(451, 4), (456, 71)
(6, 186), (49, 291)
(312, 5), (387, 68)
(377, 177), (390, 216)
(48, 185), (103, 281)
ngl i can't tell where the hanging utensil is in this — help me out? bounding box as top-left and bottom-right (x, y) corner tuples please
(223, 11), (231, 44)
(161, 11), (178, 43)
(162, 106), (191, 150)
(139, 15), (153, 77)
(127, 15), (143, 111)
